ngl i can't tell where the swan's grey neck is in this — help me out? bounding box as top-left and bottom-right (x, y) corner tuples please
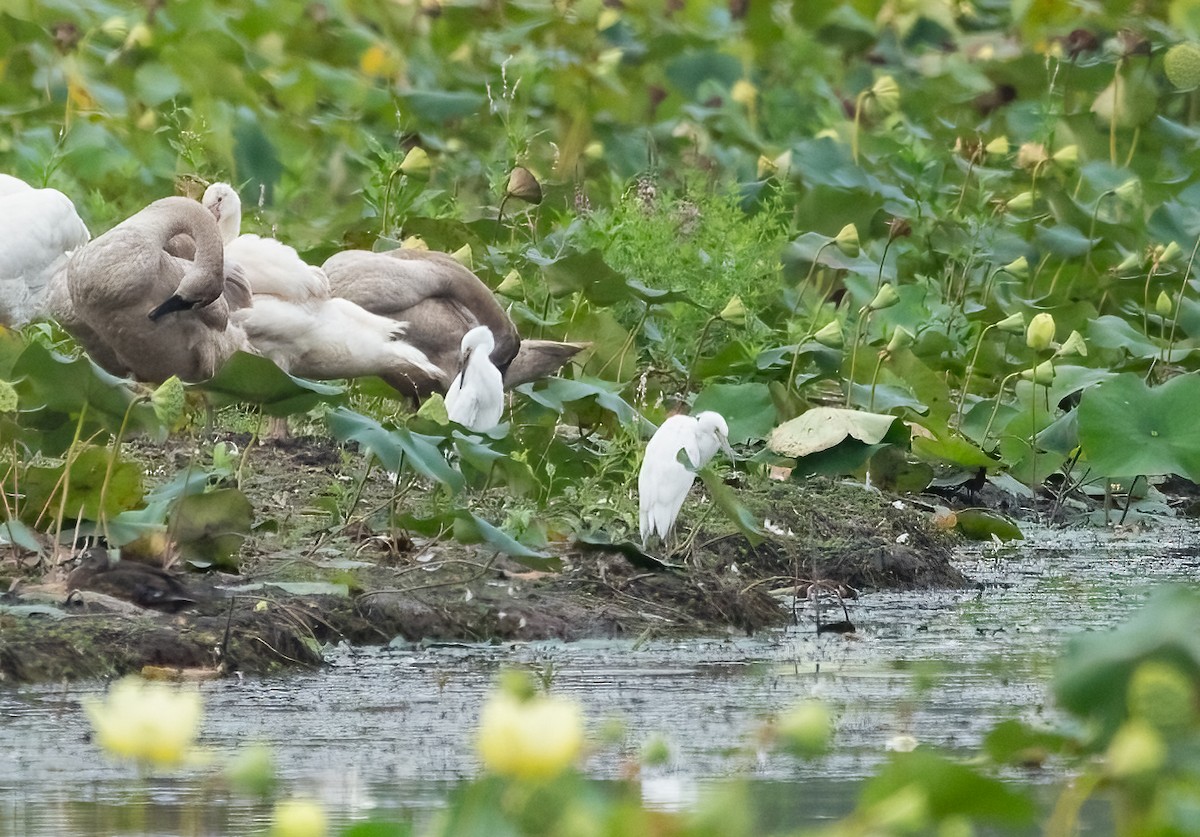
(146, 197), (225, 312)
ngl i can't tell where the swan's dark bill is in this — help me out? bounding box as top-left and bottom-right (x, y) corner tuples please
(147, 293), (194, 321)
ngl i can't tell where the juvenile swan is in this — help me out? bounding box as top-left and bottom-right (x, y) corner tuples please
(445, 326), (504, 431)
(200, 183), (442, 394)
(0, 175), (90, 326)
(63, 197), (249, 382)
(322, 249), (583, 398)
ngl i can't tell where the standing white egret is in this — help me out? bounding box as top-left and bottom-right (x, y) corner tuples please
(445, 325), (504, 431)
(0, 175), (90, 326)
(638, 411), (735, 549)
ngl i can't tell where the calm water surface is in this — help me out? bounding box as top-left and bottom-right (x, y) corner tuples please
(3, 523), (1198, 835)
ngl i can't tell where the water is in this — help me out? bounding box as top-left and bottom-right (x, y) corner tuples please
(3, 523), (1198, 835)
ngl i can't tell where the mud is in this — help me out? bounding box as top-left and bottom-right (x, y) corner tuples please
(0, 432), (968, 683)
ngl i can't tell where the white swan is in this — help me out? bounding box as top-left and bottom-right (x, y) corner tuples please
(322, 249), (583, 399)
(200, 183), (442, 394)
(0, 175), (90, 327)
(57, 196), (250, 382)
(445, 326), (504, 431)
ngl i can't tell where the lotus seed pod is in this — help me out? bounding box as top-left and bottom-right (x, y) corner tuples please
(813, 320), (844, 348)
(719, 295), (747, 326)
(995, 312), (1025, 334)
(1026, 312), (1055, 350)
(398, 146), (431, 178)
(150, 375), (186, 427)
(1114, 178), (1142, 206)
(776, 701), (832, 758)
(834, 223), (860, 258)
(1116, 250), (1144, 273)
(506, 166), (543, 205)
(1052, 144), (1079, 168)
(867, 283), (900, 311)
(1001, 255), (1030, 280)
(1160, 241), (1183, 264)
(1020, 360), (1056, 385)
(1165, 43), (1200, 90)
(496, 269), (523, 297)
(885, 326), (914, 354)
(1006, 191), (1035, 213)
(1127, 661), (1197, 732)
(985, 136), (1009, 156)
(1056, 330), (1087, 357)
(0, 380), (16, 413)
(449, 244), (472, 268)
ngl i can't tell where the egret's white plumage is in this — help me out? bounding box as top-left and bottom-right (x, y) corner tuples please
(0, 176), (90, 326)
(638, 411), (734, 548)
(201, 183), (442, 393)
(445, 325), (504, 431)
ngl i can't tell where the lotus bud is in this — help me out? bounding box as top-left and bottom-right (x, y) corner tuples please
(1056, 330), (1087, 357)
(583, 141), (604, 160)
(1106, 720), (1166, 778)
(151, 375), (186, 427)
(1051, 144), (1079, 168)
(719, 295), (747, 326)
(1156, 290), (1174, 317)
(984, 136), (1009, 156)
(100, 16), (129, 39)
(885, 326), (914, 354)
(1006, 191), (1035, 213)
(813, 320), (844, 348)
(1165, 42), (1200, 90)
(400, 235), (428, 250)
(398, 146), (430, 178)
(1159, 241), (1183, 264)
(834, 223), (860, 258)
(449, 243), (472, 268)
(1021, 360), (1056, 385)
(995, 312), (1025, 334)
(270, 798), (327, 837)
(125, 22), (152, 48)
(731, 79), (757, 108)
(477, 688), (584, 779)
(776, 701), (832, 758)
(867, 283), (900, 311)
(1025, 312), (1055, 350)
(1000, 255), (1029, 280)
(870, 75), (900, 113)
(1016, 142), (1048, 170)
(496, 269), (523, 297)
(1115, 250), (1144, 273)
(505, 166), (543, 205)
(1114, 178), (1141, 206)
(0, 380), (16, 413)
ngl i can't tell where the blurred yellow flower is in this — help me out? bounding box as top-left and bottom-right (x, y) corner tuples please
(731, 79), (758, 107)
(84, 676), (202, 767)
(270, 798), (327, 837)
(477, 690), (583, 780)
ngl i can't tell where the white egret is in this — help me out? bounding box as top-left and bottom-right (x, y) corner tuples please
(0, 175), (90, 326)
(55, 197), (251, 382)
(638, 411), (735, 549)
(322, 248), (583, 398)
(445, 325), (504, 431)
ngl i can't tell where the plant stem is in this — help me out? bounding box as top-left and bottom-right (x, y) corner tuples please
(955, 323), (995, 426)
(980, 371), (1020, 446)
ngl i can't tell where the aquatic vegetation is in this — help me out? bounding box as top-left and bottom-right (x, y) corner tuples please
(82, 675), (202, 768)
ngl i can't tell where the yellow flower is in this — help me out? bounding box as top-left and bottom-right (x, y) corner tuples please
(731, 79), (758, 107)
(271, 798), (327, 837)
(1025, 312), (1055, 351)
(477, 690), (583, 780)
(1106, 720), (1166, 778)
(84, 676), (202, 767)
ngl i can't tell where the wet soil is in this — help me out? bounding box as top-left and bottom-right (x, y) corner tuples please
(0, 431), (968, 683)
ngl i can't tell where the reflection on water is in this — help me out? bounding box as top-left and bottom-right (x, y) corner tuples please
(3, 524), (1197, 834)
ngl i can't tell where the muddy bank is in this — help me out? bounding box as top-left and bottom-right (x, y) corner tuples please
(0, 434), (967, 683)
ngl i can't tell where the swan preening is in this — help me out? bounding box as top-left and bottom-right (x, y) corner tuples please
(10, 176), (581, 407)
(445, 325), (505, 431)
(54, 196), (251, 382)
(0, 176), (91, 328)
